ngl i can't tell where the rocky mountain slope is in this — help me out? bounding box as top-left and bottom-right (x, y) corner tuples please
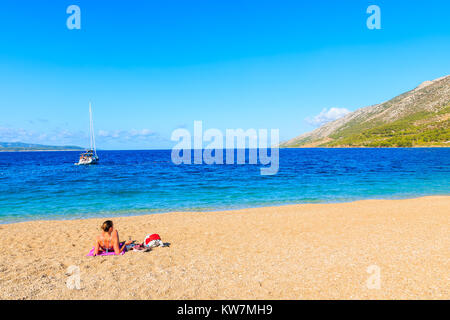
(281, 75), (450, 147)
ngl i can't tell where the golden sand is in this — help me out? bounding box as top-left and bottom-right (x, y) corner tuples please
(0, 196), (448, 300)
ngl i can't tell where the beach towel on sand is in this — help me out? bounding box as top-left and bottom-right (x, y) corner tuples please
(86, 241), (126, 256)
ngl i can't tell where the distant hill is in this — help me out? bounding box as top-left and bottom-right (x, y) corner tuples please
(281, 75), (450, 147)
(0, 142), (84, 152)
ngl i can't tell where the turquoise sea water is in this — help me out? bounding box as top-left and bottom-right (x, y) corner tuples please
(0, 148), (449, 223)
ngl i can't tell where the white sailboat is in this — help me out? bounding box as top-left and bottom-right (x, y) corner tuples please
(76, 103), (99, 165)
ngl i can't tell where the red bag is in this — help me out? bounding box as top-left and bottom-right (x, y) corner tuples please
(144, 233), (161, 246)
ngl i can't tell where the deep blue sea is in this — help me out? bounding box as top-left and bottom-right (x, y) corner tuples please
(0, 148), (449, 223)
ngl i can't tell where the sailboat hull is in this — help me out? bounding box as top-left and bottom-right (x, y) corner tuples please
(76, 156), (99, 166)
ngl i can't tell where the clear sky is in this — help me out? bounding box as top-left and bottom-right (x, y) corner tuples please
(1, 0), (449, 149)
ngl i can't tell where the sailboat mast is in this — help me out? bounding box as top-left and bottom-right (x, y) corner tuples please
(89, 103), (93, 151)
(89, 102), (97, 156)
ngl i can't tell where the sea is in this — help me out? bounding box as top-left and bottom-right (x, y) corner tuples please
(0, 148), (449, 223)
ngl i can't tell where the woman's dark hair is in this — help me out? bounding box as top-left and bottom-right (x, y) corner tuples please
(101, 220), (113, 232)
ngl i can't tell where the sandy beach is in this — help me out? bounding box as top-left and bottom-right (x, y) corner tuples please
(0, 196), (448, 300)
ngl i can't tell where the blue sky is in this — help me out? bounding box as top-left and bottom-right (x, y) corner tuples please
(0, 0), (449, 149)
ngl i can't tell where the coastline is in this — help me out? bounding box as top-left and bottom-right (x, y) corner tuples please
(1, 146), (450, 152)
(1, 194), (449, 225)
(0, 149), (84, 152)
(279, 146), (450, 148)
(0, 196), (448, 299)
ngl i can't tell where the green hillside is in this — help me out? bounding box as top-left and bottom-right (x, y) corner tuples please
(0, 142), (84, 152)
(327, 105), (450, 147)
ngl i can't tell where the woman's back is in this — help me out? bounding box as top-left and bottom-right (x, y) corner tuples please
(93, 220), (130, 256)
(97, 229), (117, 250)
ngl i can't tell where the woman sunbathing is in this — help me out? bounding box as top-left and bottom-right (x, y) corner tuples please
(93, 220), (131, 256)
